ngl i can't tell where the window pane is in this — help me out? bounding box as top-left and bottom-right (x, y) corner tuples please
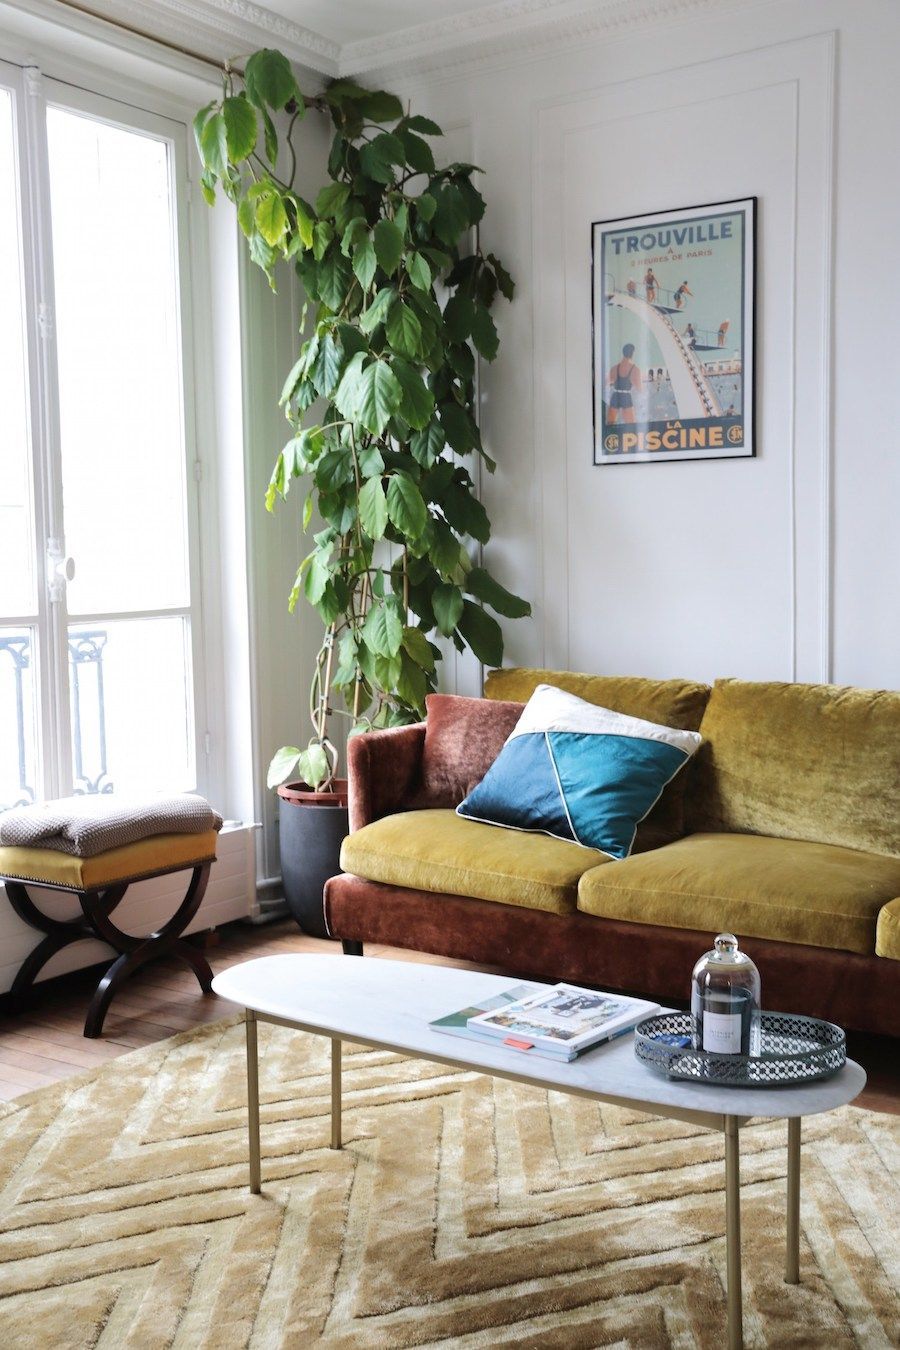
(0, 88), (36, 618)
(47, 108), (189, 615)
(0, 628), (38, 808)
(69, 617), (194, 795)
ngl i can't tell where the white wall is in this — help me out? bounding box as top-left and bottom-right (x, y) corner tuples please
(396, 0), (900, 692)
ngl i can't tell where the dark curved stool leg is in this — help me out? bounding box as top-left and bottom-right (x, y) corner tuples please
(80, 863), (213, 1038)
(5, 881), (96, 1008)
(342, 940), (364, 956)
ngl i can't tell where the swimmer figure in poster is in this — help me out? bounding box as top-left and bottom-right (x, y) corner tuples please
(606, 343), (642, 424)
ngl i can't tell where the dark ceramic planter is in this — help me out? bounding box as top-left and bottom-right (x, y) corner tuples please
(277, 779), (349, 938)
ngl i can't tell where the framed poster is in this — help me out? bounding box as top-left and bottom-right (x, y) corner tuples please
(591, 198), (756, 464)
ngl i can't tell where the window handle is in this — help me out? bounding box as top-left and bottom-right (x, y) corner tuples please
(47, 539), (75, 602)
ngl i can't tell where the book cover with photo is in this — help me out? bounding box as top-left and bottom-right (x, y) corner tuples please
(467, 984), (658, 1054)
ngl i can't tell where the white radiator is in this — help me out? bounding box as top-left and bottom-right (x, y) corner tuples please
(0, 824), (256, 994)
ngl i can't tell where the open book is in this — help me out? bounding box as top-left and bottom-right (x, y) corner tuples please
(466, 984), (658, 1060)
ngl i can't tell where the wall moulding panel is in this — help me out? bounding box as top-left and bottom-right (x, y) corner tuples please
(534, 32), (836, 685)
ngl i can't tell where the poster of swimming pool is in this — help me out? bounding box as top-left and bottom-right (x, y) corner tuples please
(591, 198), (756, 464)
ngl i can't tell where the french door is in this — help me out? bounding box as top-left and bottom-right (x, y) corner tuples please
(0, 59), (204, 809)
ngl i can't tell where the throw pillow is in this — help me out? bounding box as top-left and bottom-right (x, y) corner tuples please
(457, 684), (703, 859)
(409, 693), (524, 809)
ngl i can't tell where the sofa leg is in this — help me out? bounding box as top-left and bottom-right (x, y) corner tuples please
(341, 940), (364, 957)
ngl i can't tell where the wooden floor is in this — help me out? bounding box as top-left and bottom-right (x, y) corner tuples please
(0, 918), (897, 1115)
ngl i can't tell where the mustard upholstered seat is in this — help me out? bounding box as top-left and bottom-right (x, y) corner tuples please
(576, 831), (900, 955)
(340, 808), (609, 915)
(0, 830), (219, 891)
(876, 898), (900, 960)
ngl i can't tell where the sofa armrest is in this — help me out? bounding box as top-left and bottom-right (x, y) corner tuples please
(346, 723), (427, 832)
(876, 897), (900, 960)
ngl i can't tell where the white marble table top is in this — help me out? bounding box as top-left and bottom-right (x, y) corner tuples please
(212, 954), (866, 1123)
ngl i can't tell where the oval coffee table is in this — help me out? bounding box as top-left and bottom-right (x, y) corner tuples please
(212, 954), (866, 1350)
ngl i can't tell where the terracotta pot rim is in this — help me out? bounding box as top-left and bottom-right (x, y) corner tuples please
(277, 779), (349, 807)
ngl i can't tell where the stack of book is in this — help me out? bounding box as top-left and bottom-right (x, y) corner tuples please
(430, 982), (658, 1063)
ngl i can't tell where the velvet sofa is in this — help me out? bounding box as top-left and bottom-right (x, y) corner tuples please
(324, 669), (900, 1037)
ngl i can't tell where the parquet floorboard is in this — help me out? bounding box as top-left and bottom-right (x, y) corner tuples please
(0, 918), (895, 1114)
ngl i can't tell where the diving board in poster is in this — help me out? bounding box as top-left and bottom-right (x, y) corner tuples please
(592, 198), (756, 464)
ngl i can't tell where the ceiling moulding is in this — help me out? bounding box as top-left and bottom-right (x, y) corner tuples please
(338, 0), (741, 79)
(90, 0), (339, 73)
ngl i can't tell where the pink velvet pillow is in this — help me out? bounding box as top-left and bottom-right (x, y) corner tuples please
(412, 693), (523, 809)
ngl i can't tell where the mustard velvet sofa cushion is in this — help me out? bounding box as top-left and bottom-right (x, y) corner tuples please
(0, 830), (219, 890)
(340, 808), (609, 916)
(689, 678), (900, 858)
(876, 898), (900, 960)
(576, 832), (900, 955)
(484, 667), (710, 847)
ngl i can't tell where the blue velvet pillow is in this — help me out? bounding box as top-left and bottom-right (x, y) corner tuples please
(457, 684), (702, 859)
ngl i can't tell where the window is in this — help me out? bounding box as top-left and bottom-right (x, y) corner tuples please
(0, 62), (205, 808)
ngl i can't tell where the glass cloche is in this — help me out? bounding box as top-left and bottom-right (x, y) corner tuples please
(691, 933), (761, 1056)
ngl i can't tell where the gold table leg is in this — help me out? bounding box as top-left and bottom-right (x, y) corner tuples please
(725, 1115), (743, 1350)
(245, 1009), (261, 1194)
(331, 1037), (342, 1150)
(786, 1116), (801, 1283)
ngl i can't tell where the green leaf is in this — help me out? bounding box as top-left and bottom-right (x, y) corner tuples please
(312, 219), (334, 261)
(391, 357), (434, 430)
(440, 402), (477, 453)
(237, 195), (256, 237)
(256, 191), (288, 246)
(352, 233), (376, 290)
(364, 598), (403, 657)
(386, 471), (428, 538)
(333, 350), (366, 418)
(488, 251), (515, 301)
(428, 520), (463, 576)
(340, 216), (369, 256)
(358, 285), (396, 334)
(193, 100), (216, 155)
(373, 217), (404, 275)
(405, 114), (443, 136)
(458, 601), (504, 666)
(443, 294), (475, 343)
(244, 49), (300, 112)
(262, 107), (278, 163)
(409, 420), (446, 468)
(432, 582), (464, 636)
(293, 199), (314, 249)
(266, 745), (301, 790)
(199, 112), (228, 178)
(360, 132), (404, 183)
(415, 192), (437, 222)
(405, 251), (432, 292)
(465, 566), (530, 618)
(442, 482), (491, 543)
(356, 359), (402, 435)
(432, 183), (469, 246)
(471, 304), (499, 361)
(399, 128), (435, 174)
(316, 181), (350, 217)
(222, 95), (257, 162)
(303, 550), (331, 605)
(314, 448), (353, 492)
(357, 444), (385, 478)
(359, 90), (404, 122)
(296, 744), (329, 789)
(402, 626), (436, 672)
(302, 491), (313, 531)
(385, 301), (422, 358)
(311, 330), (342, 397)
(317, 249), (352, 310)
(397, 650), (427, 710)
(358, 476), (388, 539)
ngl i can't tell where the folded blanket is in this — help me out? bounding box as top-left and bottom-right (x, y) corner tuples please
(0, 794), (224, 858)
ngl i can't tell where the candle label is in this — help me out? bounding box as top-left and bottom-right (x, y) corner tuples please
(702, 1010), (742, 1055)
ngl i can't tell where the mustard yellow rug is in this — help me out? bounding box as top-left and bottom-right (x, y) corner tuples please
(0, 1016), (896, 1347)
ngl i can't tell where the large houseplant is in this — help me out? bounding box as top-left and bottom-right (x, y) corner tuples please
(196, 51), (528, 931)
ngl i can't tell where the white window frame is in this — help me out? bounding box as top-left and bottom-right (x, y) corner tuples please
(0, 45), (224, 807)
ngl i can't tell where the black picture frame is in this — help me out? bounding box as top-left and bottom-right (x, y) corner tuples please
(591, 197), (757, 465)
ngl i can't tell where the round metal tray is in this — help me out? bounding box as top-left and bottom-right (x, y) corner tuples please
(634, 1011), (846, 1087)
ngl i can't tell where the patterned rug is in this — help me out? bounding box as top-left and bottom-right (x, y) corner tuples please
(0, 1015), (896, 1347)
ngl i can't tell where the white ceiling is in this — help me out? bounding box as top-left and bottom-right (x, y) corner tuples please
(261, 1), (509, 49)
(89, 0), (732, 80)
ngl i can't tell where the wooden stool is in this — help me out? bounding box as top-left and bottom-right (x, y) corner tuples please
(0, 830), (218, 1037)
